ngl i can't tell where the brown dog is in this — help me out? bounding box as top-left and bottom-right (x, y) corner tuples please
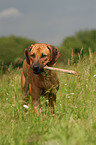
(21, 43), (60, 116)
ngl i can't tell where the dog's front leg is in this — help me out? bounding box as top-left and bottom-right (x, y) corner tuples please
(29, 83), (41, 116)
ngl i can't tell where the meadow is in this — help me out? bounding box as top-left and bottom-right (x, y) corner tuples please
(0, 50), (96, 145)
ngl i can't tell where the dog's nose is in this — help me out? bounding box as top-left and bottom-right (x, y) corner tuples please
(33, 64), (39, 71)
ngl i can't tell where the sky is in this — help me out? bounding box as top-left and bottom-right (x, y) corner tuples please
(0, 0), (96, 45)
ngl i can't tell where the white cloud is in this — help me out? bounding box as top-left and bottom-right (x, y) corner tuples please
(0, 8), (21, 19)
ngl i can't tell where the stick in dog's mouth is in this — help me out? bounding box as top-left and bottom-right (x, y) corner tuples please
(44, 66), (79, 76)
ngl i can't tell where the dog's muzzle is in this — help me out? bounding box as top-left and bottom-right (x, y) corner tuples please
(30, 63), (44, 74)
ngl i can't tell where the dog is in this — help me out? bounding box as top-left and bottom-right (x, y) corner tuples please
(21, 43), (60, 116)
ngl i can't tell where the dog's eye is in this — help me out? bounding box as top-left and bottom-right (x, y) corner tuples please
(41, 53), (47, 58)
(31, 53), (35, 58)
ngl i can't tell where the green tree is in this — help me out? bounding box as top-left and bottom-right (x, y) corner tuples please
(0, 35), (36, 68)
(59, 30), (96, 64)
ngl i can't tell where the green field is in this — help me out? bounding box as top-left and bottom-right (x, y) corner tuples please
(0, 51), (96, 145)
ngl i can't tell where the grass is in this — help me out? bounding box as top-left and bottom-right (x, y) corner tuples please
(0, 54), (96, 145)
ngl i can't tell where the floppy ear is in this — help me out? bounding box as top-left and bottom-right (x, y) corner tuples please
(24, 47), (30, 65)
(48, 45), (60, 66)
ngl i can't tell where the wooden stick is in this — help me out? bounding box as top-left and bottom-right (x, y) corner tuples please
(44, 66), (79, 76)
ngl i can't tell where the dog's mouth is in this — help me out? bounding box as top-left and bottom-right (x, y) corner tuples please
(33, 68), (44, 74)
(30, 64), (44, 74)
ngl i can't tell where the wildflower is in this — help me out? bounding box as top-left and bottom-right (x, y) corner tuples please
(6, 93), (9, 95)
(23, 105), (29, 109)
(52, 114), (55, 117)
(11, 104), (15, 107)
(56, 111), (59, 113)
(93, 74), (96, 77)
(46, 100), (49, 102)
(70, 93), (74, 95)
(12, 104), (15, 107)
(66, 96), (70, 98)
(86, 84), (88, 88)
(65, 83), (67, 86)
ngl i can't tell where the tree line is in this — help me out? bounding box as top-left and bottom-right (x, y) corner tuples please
(0, 30), (96, 69)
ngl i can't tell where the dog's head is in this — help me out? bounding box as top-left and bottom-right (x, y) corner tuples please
(24, 43), (60, 74)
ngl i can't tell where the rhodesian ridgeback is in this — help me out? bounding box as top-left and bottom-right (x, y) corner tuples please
(21, 43), (60, 116)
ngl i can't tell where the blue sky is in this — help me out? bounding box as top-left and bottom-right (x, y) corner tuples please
(0, 0), (96, 45)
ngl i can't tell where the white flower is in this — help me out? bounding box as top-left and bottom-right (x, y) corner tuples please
(65, 83), (67, 86)
(93, 74), (96, 77)
(66, 96), (70, 98)
(46, 100), (49, 102)
(23, 105), (29, 109)
(56, 111), (59, 113)
(70, 93), (74, 95)
(11, 104), (15, 108)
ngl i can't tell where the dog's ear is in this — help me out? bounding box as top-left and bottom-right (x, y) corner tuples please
(47, 45), (60, 66)
(24, 47), (30, 65)
(24, 45), (33, 65)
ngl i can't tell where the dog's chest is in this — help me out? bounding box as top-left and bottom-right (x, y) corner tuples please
(28, 68), (59, 90)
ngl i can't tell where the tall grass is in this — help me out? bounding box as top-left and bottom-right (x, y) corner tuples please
(0, 51), (96, 145)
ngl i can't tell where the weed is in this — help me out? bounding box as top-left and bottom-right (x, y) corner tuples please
(0, 56), (96, 145)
